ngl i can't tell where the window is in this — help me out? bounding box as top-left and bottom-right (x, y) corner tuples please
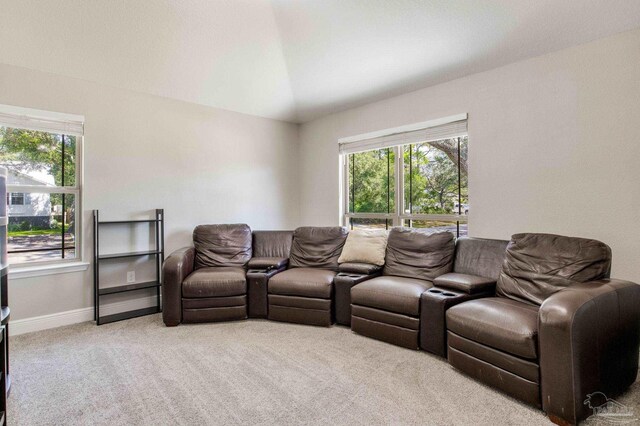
(340, 115), (468, 236)
(7, 193), (25, 206)
(0, 105), (83, 266)
(347, 147), (395, 229)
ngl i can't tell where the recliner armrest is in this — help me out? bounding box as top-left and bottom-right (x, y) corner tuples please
(338, 262), (382, 275)
(433, 272), (496, 294)
(246, 267), (284, 318)
(334, 268), (382, 325)
(162, 247), (195, 326)
(248, 256), (288, 271)
(539, 279), (640, 425)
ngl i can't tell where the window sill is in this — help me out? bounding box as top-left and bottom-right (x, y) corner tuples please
(9, 261), (90, 279)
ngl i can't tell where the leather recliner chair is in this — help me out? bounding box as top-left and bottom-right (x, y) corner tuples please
(350, 228), (456, 349)
(162, 223), (252, 326)
(445, 233), (640, 425)
(267, 226), (348, 326)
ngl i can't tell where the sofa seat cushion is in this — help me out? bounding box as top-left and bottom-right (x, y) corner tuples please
(351, 276), (432, 316)
(182, 267), (246, 298)
(447, 297), (539, 359)
(268, 268), (336, 299)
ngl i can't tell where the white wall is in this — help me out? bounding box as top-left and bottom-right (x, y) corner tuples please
(298, 28), (640, 283)
(0, 63), (300, 321)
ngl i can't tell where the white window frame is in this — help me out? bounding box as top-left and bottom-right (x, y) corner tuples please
(8, 193), (25, 206)
(339, 114), (468, 231)
(0, 104), (86, 274)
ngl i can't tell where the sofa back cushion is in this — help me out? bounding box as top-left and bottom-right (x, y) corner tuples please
(289, 226), (348, 271)
(193, 224), (252, 269)
(338, 229), (388, 266)
(496, 233), (612, 305)
(454, 237), (509, 280)
(252, 230), (293, 258)
(383, 228), (455, 281)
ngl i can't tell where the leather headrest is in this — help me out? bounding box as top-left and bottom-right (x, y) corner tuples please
(289, 226), (348, 271)
(496, 233), (611, 305)
(193, 223), (252, 268)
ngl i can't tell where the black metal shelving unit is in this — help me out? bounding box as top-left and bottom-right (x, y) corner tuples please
(93, 209), (164, 325)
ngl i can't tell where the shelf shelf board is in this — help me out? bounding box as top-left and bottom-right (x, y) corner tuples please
(0, 306), (9, 325)
(98, 306), (160, 325)
(98, 219), (159, 225)
(98, 250), (160, 260)
(99, 281), (160, 295)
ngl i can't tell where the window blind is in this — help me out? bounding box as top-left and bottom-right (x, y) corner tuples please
(339, 114), (467, 154)
(0, 104), (84, 136)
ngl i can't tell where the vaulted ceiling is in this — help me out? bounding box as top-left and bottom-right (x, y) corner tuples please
(2, 0), (640, 123)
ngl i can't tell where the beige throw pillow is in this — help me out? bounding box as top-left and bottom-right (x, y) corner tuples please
(338, 229), (388, 266)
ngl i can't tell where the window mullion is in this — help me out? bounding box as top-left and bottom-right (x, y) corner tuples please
(61, 134), (66, 187)
(386, 148), (390, 214)
(341, 155), (349, 227)
(61, 135), (66, 258)
(394, 145), (403, 227)
(409, 144), (413, 218)
(457, 136), (461, 237)
(351, 154), (355, 215)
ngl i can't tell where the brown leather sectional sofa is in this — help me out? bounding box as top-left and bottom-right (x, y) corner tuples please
(162, 224), (640, 425)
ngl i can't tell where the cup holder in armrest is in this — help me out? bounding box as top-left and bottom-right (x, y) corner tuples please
(427, 288), (457, 297)
(336, 272), (365, 279)
(248, 269), (268, 274)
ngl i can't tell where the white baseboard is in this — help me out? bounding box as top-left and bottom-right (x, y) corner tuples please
(11, 307), (93, 336)
(10, 296), (159, 336)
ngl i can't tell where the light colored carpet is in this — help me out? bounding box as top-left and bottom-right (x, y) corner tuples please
(7, 314), (639, 425)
